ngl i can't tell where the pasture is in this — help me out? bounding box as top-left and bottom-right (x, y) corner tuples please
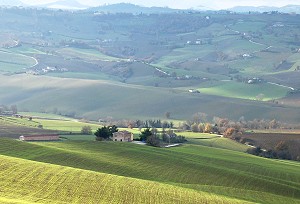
(47, 71), (114, 81)
(2, 74), (300, 122)
(187, 137), (249, 152)
(199, 81), (289, 101)
(33, 119), (100, 132)
(57, 48), (123, 62)
(0, 50), (36, 73)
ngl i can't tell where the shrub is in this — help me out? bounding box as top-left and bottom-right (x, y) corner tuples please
(81, 126), (92, 135)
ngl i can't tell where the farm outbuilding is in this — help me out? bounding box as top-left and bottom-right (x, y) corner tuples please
(112, 131), (133, 142)
(19, 134), (60, 141)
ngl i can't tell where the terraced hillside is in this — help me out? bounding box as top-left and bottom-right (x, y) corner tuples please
(0, 138), (299, 203)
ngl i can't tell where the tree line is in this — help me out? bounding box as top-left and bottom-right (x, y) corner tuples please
(139, 128), (186, 147)
(102, 119), (174, 129)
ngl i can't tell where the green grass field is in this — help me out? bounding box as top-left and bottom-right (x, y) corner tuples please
(187, 137), (249, 152)
(19, 112), (74, 120)
(174, 132), (248, 152)
(199, 81), (289, 101)
(34, 119), (100, 132)
(0, 138), (299, 203)
(230, 21), (266, 33)
(9, 46), (46, 55)
(57, 48), (123, 62)
(0, 154), (244, 204)
(1, 74), (300, 122)
(47, 71), (115, 81)
(0, 50), (36, 72)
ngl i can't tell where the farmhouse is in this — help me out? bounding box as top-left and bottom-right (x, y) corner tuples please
(19, 134), (60, 141)
(112, 131), (133, 142)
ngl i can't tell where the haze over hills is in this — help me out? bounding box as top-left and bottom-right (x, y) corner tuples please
(229, 5), (300, 13)
(0, 0), (25, 7)
(88, 3), (180, 14)
(38, 0), (88, 10)
(0, 6), (298, 121)
(0, 1), (299, 13)
(0, 4), (299, 203)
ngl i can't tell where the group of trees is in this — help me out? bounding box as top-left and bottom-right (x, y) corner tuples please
(102, 119), (174, 129)
(81, 126), (92, 135)
(139, 128), (160, 147)
(139, 128), (186, 147)
(179, 113), (289, 138)
(94, 125), (118, 141)
(247, 141), (293, 160)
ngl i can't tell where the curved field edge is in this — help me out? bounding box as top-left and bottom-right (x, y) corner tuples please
(0, 50), (37, 72)
(0, 155), (249, 204)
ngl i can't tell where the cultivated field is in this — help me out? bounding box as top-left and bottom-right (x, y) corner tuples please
(0, 138), (299, 203)
(242, 132), (300, 160)
(0, 117), (58, 138)
(1, 154), (242, 204)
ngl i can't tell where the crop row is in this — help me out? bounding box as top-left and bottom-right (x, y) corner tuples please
(0, 138), (299, 203)
(0, 154), (245, 204)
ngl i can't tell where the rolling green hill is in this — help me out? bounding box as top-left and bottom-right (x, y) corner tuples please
(0, 50), (36, 73)
(198, 81), (290, 101)
(0, 8), (300, 122)
(1, 154), (247, 204)
(0, 7), (300, 204)
(1, 74), (300, 122)
(0, 138), (299, 203)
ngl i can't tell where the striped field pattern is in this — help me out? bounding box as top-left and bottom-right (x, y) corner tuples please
(0, 138), (299, 203)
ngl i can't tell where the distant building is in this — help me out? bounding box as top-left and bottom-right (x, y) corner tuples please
(188, 89), (200, 93)
(19, 134), (60, 141)
(112, 131), (133, 142)
(247, 77), (263, 84)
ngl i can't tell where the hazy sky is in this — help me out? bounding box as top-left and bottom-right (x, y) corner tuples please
(21, 0), (300, 9)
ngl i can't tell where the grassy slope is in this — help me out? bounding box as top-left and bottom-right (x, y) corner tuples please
(0, 138), (299, 203)
(57, 47), (123, 62)
(1, 74), (300, 122)
(0, 117), (58, 138)
(34, 119), (100, 132)
(0, 154), (245, 204)
(199, 81), (289, 101)
(175, 132), (248, 152)
(0, 50), (36, 73)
